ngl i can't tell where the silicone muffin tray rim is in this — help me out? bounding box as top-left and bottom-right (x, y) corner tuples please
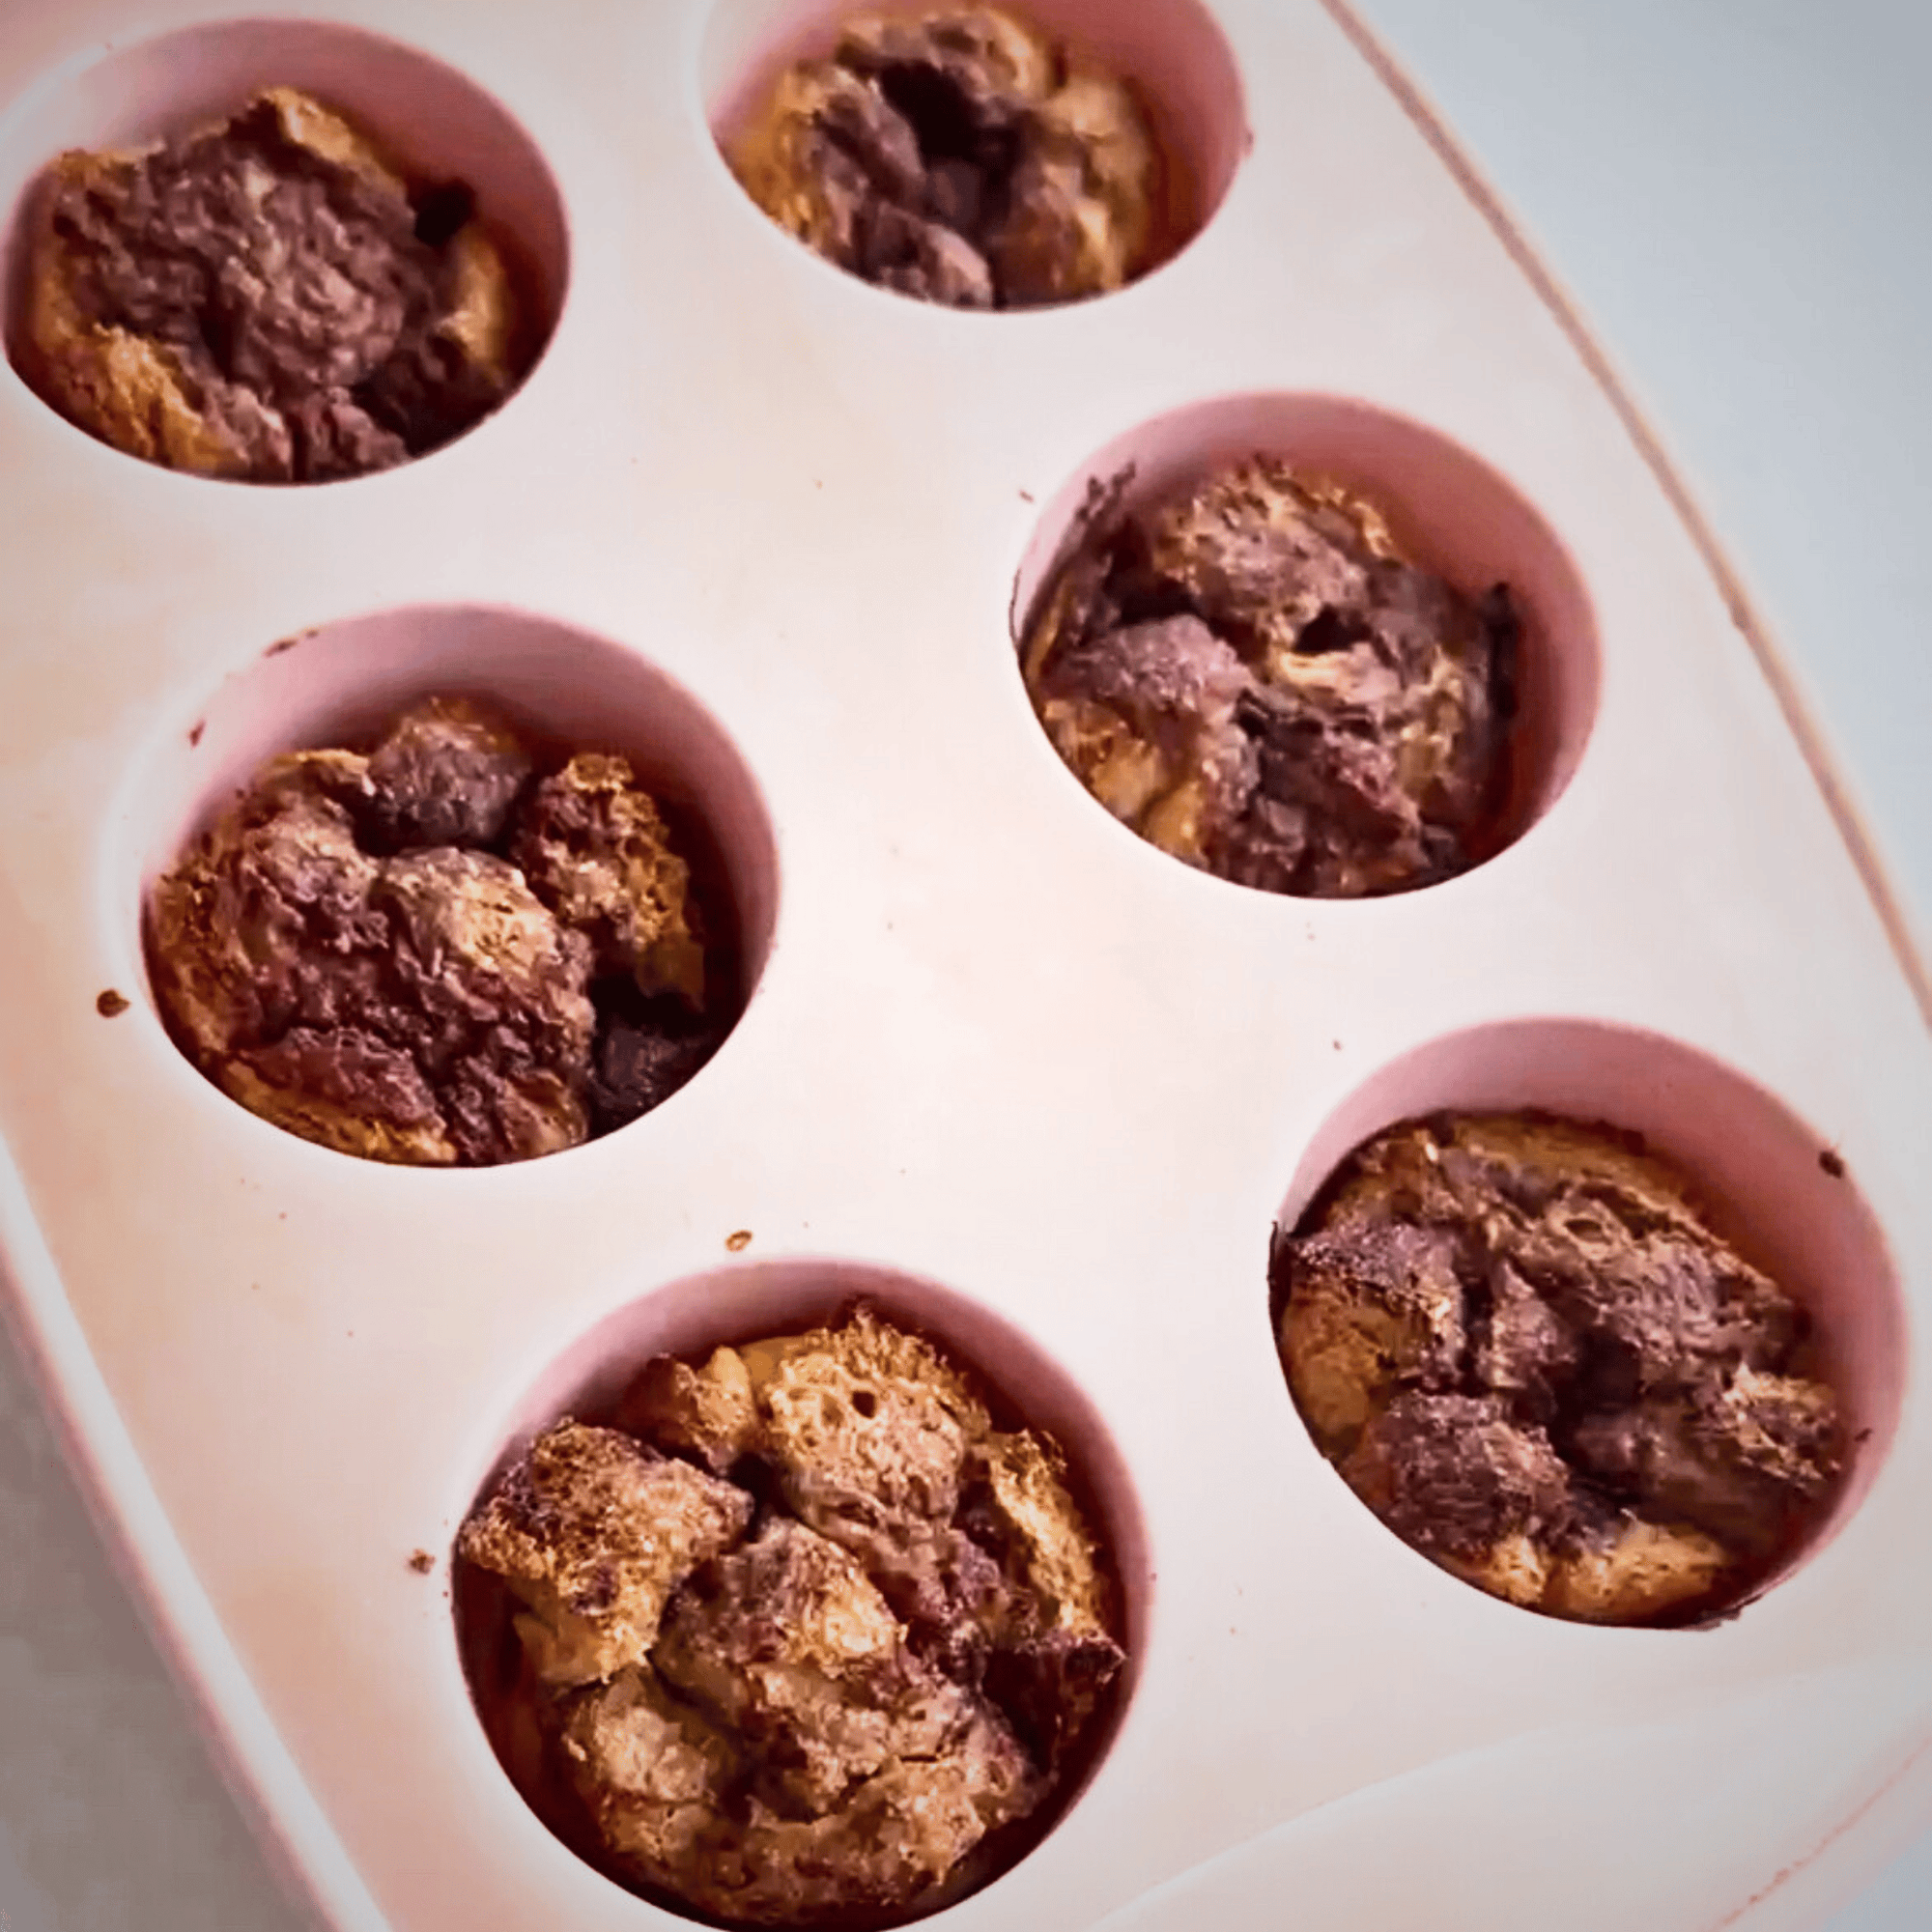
(0, 1), (1927, 1929)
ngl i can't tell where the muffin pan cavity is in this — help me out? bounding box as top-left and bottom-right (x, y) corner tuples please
(453, 1258), (1145, 1926)
(1271, 1018), (1905, 1621)
(0, 17), (568, 479)
(120, 604), (777, 1163)
(700, 0), (1247, 306)
(1010, 393), (1599, 895)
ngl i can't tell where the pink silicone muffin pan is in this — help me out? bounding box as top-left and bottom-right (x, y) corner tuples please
(1, 2), (1927, 1929)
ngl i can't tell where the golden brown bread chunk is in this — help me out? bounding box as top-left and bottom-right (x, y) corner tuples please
(559, 1666), (741, 1876)
(511, 754), (706, 1007)
(750, 1310), (987, 1582)
(969, 1428), (1113, 1641)
(1544, 1519), (1731, 1624)
(624, 1314), (1113, 1651)
(1279, 1220), (1467, 1454)
(1274, 1113), (1844, 1623)
(459, 1422), (753, 1687)
(151, 761), (383, 1065)
(1142, 467), (1405, 668)
(617, 1346), (762, 1472)
(838, 7), (1057, 105)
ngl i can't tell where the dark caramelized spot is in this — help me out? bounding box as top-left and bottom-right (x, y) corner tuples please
(412, 180), (476, 246)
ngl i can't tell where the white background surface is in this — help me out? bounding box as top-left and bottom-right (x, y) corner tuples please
(2, 1), (1927, 1927)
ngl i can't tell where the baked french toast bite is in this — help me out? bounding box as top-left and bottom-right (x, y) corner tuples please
(21, 89), (526, 479)
(727, 6), (1162, 309)
(460, 1307), (1127, 1925)
(1273, 1113), (1843, 1622)
(148, 697), (729, 1164)
(1024, 459), (1520, 896)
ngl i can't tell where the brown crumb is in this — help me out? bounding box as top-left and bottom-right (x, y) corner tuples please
(95, 988), (130, 1017)
(724, 1229), (753, 1252)
(1819, 1149), (1845, 1179)
(188, 721), (205, 747)
(409, 1548), (435, 1575)
(265, 634), (304, 656)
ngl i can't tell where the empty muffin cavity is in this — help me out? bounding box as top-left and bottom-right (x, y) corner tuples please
(0, 19), (567, 479)
(125, 607), (775, 1165)
(702, 0), (1245, 308)
(452, 1260), (1144, 1927)
(1269, 1022), (1903, 1625)
(1012, 395), (1599, 897)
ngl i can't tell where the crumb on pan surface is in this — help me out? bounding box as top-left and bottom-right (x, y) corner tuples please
(726, 6), (1162, 309)
(1273, 1112), (1844, 1624)
(19, 88), (527, 480)
(1023, 458), (1520, 898)
(459, 1306), (1127, 1926)
(147, 697), (730, 1165)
